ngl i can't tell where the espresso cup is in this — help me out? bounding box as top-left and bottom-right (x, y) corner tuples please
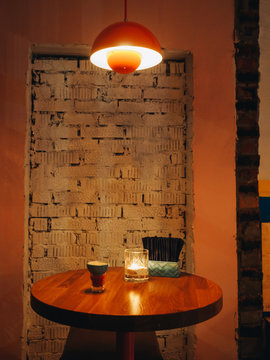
(87, 261), (108, 293)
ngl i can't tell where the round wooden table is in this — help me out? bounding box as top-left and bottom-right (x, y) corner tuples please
(31, 267), (223, 360)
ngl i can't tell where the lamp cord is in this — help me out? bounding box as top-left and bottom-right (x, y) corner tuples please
(124, 0), (128, 21)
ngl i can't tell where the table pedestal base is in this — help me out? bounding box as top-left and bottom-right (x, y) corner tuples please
(116, 332), (134, 360)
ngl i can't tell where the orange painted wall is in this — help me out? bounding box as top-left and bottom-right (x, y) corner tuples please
(0, 1), (236, 359)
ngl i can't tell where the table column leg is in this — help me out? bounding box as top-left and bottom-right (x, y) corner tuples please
(116, 332), (134, 360)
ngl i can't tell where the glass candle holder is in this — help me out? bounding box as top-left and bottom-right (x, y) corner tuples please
(87, 261), (108, 293)
(124, 248), (149, 282)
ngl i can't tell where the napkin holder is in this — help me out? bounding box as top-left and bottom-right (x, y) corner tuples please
(142, 236), (184, 278)
(148, 260), (181, 278)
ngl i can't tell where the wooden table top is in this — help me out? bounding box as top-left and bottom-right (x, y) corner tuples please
(31, 267), (223, 332)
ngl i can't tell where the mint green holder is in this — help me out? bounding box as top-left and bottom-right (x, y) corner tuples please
(148, 260), (181, 278)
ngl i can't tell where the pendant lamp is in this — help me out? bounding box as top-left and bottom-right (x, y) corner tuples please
(90, 0), (162, 74)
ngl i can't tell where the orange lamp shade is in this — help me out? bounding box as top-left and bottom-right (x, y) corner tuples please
(90, 21), (162, 73)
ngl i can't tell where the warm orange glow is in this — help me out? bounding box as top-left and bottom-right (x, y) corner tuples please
(107, 50), (141, 74)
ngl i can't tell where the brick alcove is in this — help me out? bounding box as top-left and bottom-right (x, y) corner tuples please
(24, 48), (194, 360)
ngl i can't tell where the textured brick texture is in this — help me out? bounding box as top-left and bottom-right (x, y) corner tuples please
(235, 0), (264, 359)
(24, 55), (193, 359)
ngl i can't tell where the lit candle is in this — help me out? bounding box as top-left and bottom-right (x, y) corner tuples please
(127, 262), (147, 277)
(124, 249), (149, 282)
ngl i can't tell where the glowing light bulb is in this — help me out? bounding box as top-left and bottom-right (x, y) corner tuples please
(107, 49), (141, 74)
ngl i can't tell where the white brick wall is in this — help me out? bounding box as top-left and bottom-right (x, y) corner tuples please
(24, 54), (194, 360)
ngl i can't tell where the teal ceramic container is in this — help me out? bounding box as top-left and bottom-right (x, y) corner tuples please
(148, 260), (181, 277)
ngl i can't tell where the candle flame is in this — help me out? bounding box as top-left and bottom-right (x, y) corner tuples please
(128, 262), (145, 270)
